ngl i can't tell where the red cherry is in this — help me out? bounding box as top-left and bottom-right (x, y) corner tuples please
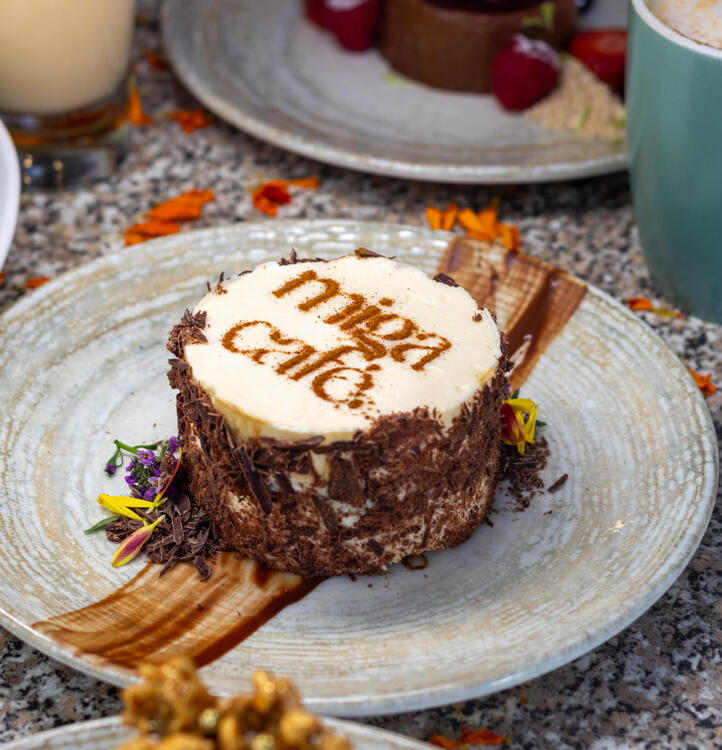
(490, 34), (561, 111)
(304, 0), (329, 28)
(570, 30), (627, 91)
(325, 0), (380, 52)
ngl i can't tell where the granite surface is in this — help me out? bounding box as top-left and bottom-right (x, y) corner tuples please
(1, 12), (720, 750)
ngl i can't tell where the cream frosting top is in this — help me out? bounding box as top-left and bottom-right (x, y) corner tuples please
(185, 254), (502, 442)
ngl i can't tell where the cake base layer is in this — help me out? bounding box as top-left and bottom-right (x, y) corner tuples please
(168, 311), (507, 576)
(378, 0), (577, 93)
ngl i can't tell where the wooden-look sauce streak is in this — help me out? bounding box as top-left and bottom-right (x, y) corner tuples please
(34, 552), (321, 670)
(437, 237), (587, 387)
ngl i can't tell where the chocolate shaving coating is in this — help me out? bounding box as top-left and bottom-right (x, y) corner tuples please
(498, 438), (550, 511)
(433, 272), (459, 287)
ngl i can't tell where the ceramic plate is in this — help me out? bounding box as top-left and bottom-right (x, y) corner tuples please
(0, 118), (20, 269)
(0, 717), (431, 750)
(161, 0), (628, 184)
(0, 220), (716, 717)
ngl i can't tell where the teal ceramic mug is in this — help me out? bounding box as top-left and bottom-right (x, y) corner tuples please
(627, 0), (722, 324)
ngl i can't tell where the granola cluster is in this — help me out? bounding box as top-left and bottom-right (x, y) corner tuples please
(119, 658), (351, 750)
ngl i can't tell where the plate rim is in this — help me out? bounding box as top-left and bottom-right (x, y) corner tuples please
(0, 219), (717, 716)
(0, 716), (434, 749)
(160, 0), (628, 185)
(0, 118), (20, 270)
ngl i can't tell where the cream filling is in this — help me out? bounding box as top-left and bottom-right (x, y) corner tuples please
(185, 254), (501, 443)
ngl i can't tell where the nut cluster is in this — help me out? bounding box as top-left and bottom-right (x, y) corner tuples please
(119, 658), (351, 750)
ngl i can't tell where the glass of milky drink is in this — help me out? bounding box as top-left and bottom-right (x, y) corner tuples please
(627, 0), (722, 323)
(0, 0), (135, 188)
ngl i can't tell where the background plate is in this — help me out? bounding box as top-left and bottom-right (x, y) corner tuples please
(0, 220), (716, 716)
(161, 0), (628, 184)
(0, 118), (20, 269)
(0, 717), (432, 750)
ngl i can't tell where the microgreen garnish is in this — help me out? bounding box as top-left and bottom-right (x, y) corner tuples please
(84, 515), (122, 534)
(105, 438), (168, 476)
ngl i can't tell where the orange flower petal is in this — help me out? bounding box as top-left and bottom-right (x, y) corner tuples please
(167, 109), (211, 133)
(124, 232), (148, 246)
(0, 271), (6, 285)
(146, 198), (202, 222)
(24, 276), (50, 289)
(260, 180), (291, 204)
(466, 229), (496, 242)
(686, 365), (717, 397)
(477, 205), (498, 237)
(252, 188), (279, 216)
(460, 728), (509, 745)
(126, 220), (180, 237)
(145, 49), (168, 70)
(288, 176), (319, 189)
(625, 297), (655, 312)
(458, 208), (483, 233)
(429, 735), (464, 749)
(179, 188), (215, 205)
(128, 89), (153, 126)
(425, 206), (443, 230)
(442, 202), (459, 231)
(497, 222), (520, 252)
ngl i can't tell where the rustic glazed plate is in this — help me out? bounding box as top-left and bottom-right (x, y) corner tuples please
(161, 0), (627, 184)
(0, 220), (716, 717)
(0, 717), (432, 750)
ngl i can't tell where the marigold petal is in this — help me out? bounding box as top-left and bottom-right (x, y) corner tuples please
(126, 220), (180, 237)
(0, 272), (5, 285)
(128, 90), (153, 126)
(425, 206), (443, 230)
(458, 208), (483, 233)
(252, 187), (279, 216)
(145, 49), (168, 70)
(477, 206), (498, 237)
(625, 297), (655, 312)
(260, 180), (291, 204)
(686, 365), (717, 397)
(111, 516), (165, 567)
(429, 735), (464, 749)
(146, 199), (202, 222)
(124, 232), (147, 246)
(180, 188), (215, 205)
(460, 727), (509, 745)
(24, 276), (50, 289)
(167, 109), (211, 133)
(288, 176), (319, 189)
(497, 222), (520, 251)
(442, 202), (459, 231)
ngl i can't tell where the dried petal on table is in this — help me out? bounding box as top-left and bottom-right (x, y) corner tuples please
(124, 220), (180, 245)
(129, 89), (153, 126)
(288, 176), (320, 189)
(429, 734), (465, 749)
(24, 276), (51, 289)
(624, 297), (683, 318)
(167, 109), (212, 133)
(145, 49), (168, 70)
(686, 365), (717, 397)
(459, 727), (510, 745)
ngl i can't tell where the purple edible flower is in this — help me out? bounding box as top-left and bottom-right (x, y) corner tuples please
(168, 436), (179, 454)
(137, 449), (155, 467)
(105, 463), (116, 476)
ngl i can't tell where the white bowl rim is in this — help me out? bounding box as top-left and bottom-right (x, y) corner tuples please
(0, 118), (20, 270)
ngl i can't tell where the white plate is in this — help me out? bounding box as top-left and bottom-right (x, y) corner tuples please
(0, 220), (716, 717)
(0, 118), (20, 269)
(0, 717), (432, 750)
(161, 0), (628, 184)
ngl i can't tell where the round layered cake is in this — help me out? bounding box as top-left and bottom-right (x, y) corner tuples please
(167, 250), (507, 575)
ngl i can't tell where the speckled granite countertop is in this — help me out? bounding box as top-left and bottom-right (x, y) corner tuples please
(1, 12), (720, 750)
